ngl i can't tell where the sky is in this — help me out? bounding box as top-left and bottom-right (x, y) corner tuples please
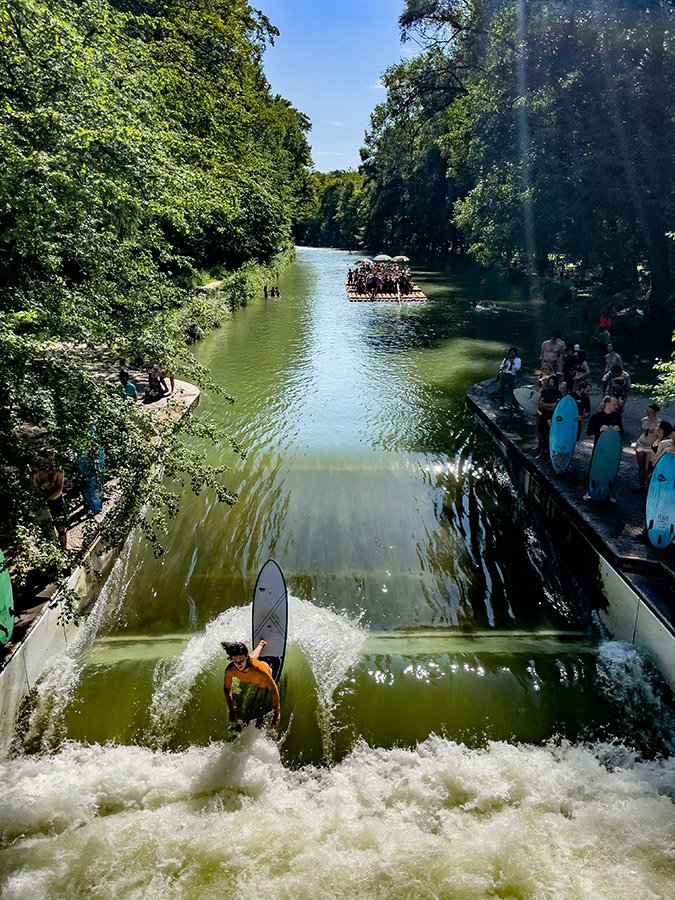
(259, 0), (412, 172)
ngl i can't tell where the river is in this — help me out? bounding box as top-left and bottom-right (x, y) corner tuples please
(1, 248), (673, 898)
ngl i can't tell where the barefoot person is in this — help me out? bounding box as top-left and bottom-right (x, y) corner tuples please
(222, 639), (280, 730)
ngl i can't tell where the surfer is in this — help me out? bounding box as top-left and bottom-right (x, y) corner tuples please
(222, 639), (281, 730)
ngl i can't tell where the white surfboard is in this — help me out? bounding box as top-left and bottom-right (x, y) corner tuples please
(513, 386), (540, 416)
(252, 559), (288, 681)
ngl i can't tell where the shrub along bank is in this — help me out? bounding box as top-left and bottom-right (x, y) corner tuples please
(0, 0), (311, 586)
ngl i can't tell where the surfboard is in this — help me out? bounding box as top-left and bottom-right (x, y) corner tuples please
(78, 433), (105, 514)
(588, 427), (622, 500)
(0, 548), (15, 646)
(252, 559), (288, 682)
(646, 453), (675, 549)
(513, 386), (540, 416)
(549, 394), (578, 473)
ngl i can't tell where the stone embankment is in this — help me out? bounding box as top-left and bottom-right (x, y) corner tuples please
(0, 379), (200, 751)
(467, 377), (675, 688)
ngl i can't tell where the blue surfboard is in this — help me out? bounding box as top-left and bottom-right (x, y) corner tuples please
(549, 394), (578, 473)
(646, 453), (675, 549)
(78, 425), (105, 514)
(588, 428), (622, 500)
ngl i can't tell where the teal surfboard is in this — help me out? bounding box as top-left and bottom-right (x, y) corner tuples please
(0, 548), (15, 646)
(252, 559), (288, 682)
(549, 394), (578, 473)
(588, 428), (622, 500)
(646, 453), (675, 549)
(78, 424), (105, 514)
(513, 386), (540, 416)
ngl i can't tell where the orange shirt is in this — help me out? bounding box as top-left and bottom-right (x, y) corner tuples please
(224, 658), (280, 709)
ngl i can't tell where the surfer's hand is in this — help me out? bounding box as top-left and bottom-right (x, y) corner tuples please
(272, 711), (280, 730)
(229, 718), (239, 730)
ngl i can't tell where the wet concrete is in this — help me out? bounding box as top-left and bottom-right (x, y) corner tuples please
(467, 378), (674, 633)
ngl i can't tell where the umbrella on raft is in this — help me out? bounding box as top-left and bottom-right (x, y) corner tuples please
(373, 254), (392, 262)
(391, 255), (410, 263)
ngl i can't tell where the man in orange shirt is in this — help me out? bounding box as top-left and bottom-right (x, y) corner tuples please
(222, 639), (280, 730)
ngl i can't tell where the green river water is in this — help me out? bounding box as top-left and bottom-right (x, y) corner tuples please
(1, 248), (673, 898)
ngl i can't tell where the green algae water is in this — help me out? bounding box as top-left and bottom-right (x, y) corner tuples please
(2, 249), (674, 898)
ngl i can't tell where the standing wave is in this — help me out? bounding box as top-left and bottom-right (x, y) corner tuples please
(0, 735), (672, 899)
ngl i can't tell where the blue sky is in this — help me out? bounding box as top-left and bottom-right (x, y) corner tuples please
(259, 1), (410, 172)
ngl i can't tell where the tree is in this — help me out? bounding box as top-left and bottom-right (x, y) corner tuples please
(0, 0), (313, 584)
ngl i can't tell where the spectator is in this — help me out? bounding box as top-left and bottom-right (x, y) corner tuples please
(571, 381), (593, 441)
(497, 346), (522, 411)
(571, 349), (590, 392)
(535, 375), (562, 459)
(144, 364), (167, 403)
(540, 330), (566, 374)
(650, 420), (674, 471)
(603, 343), (623, 375)
(633, 403), (661, 492)
(118, 369), (139, 403)
(562, 345), (579, 393)
(32, 450), (68, 550)
(586, 395), (624, 447)
(602, 363), (631, 409)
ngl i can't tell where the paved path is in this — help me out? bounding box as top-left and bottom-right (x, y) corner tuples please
(468, 377), (674, 625)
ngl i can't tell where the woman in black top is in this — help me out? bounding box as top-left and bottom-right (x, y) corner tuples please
(535, 375), (562, 458)
(586, 396), (623, 446)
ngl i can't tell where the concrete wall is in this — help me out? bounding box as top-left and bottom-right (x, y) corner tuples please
(0, 380), (201, 757)
(474, 407), (675, 691)
(0, 540), (118, 757)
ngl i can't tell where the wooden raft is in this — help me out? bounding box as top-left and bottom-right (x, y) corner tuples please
(346, 283), (428, 302)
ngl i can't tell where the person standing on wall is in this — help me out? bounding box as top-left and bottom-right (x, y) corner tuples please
(540, 330), (566, 375)
(32, 449), (68, 550)
(497, 346), (521, 411)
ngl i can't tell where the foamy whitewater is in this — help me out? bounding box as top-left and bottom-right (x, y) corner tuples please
(1, 734), (673, 899)
(6, 551), (675, 898)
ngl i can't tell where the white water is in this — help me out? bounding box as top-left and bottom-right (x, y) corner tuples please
(1, 735), (673, 899)
(20, 540), (143, 750)
(148, 596), (367, 748)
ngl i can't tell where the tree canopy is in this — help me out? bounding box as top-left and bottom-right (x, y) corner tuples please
(301, 0), (674, 323)
(0, 0), (312, 584)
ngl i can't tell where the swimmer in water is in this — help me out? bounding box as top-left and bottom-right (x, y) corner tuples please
(221, 639), (280, 730)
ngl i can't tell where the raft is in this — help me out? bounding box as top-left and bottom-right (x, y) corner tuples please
(346, 283), (428, 302)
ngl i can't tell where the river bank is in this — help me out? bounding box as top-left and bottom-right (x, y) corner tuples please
(467, 376), (675, 687)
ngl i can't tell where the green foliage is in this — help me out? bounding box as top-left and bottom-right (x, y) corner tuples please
(0, 0), (312, 580)
(363, 0), (674, 308)
(294, 171), (367, 248)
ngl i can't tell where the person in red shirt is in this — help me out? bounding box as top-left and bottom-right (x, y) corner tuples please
(222, 639), (280, 730)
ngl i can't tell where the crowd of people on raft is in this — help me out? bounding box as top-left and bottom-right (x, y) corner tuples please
(347, 262), (413, 298)
(495, 323), (673, 512)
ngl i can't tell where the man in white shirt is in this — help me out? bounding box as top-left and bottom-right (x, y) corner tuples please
(498, 346), (522, 410)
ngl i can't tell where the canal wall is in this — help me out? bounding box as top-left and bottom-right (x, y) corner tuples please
(0, 381), (200, 757)
(467, 379), (675, 690)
